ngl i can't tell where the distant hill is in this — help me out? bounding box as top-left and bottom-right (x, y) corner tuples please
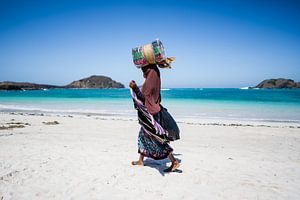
(66, 75), (124, 89)
(0, 75), (125, 90)
(0, 81), (62, 90)
(252, 78), (300, 89)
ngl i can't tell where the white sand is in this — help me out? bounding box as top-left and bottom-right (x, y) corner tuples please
(1, 112), (300, 200)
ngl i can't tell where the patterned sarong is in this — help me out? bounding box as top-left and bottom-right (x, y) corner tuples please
(131, 89), (173, 160)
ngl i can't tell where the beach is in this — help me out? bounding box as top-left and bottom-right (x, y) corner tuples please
(1, 0), (300, 199)
(1, 112), (300, 200)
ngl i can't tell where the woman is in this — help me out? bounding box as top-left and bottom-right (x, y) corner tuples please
(129, 64), (180, 172)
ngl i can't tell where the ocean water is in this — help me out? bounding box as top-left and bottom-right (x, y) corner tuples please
(0, 88), (300, 123)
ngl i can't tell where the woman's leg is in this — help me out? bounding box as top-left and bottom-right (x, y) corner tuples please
(131, 154), (144, 166)
(165, 153), (180, 172)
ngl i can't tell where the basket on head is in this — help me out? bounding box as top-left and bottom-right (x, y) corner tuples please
(132, 39), (175, 68)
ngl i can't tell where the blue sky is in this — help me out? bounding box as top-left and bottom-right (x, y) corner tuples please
(0, 0), (300, 88)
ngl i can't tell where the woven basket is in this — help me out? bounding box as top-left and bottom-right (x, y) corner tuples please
(132, 39), (169, 68)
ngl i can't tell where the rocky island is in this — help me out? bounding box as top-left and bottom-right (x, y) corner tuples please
(66, 75), (124, 89)
(251, 78), (300, 89)
(0, 75), (125, 90)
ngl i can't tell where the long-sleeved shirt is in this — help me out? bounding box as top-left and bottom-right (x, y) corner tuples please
(133, 66), (161, 115)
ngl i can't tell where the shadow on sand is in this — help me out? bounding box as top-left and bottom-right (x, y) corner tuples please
(143, 153), (183, 176)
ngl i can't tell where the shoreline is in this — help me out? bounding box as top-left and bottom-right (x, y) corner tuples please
(1, 111), (300, 129)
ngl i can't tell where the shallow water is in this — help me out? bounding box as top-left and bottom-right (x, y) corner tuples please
(1, 88), (299, 122)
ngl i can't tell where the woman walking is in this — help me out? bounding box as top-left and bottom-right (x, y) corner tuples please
(130, 62), (180, 172)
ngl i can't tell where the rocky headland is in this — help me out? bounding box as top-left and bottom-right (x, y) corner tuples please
(0, 82), (62, 90)
(0, 75), (125, 90)
(251, 78), (300, 89)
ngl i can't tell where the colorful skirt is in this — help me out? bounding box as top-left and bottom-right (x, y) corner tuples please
(137, 112), (173, 160)
(138, 128), (173, 160)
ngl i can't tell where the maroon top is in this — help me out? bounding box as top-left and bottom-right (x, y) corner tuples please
(141, 65), (161, 115)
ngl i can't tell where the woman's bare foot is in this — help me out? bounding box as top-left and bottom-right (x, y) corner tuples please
(164, 160), (180, 172)
(131, 161), (144, 166)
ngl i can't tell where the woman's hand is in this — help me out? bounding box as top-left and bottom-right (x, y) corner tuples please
(129, 80), (137, 89)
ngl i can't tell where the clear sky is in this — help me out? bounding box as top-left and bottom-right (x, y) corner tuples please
(1, 0), (300, 88)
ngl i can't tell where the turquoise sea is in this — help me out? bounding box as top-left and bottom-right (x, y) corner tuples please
(0, 88), (300, 123)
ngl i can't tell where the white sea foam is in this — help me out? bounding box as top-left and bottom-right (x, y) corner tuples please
(240, 87), (249, 90)
(0, 104), (135, 116)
